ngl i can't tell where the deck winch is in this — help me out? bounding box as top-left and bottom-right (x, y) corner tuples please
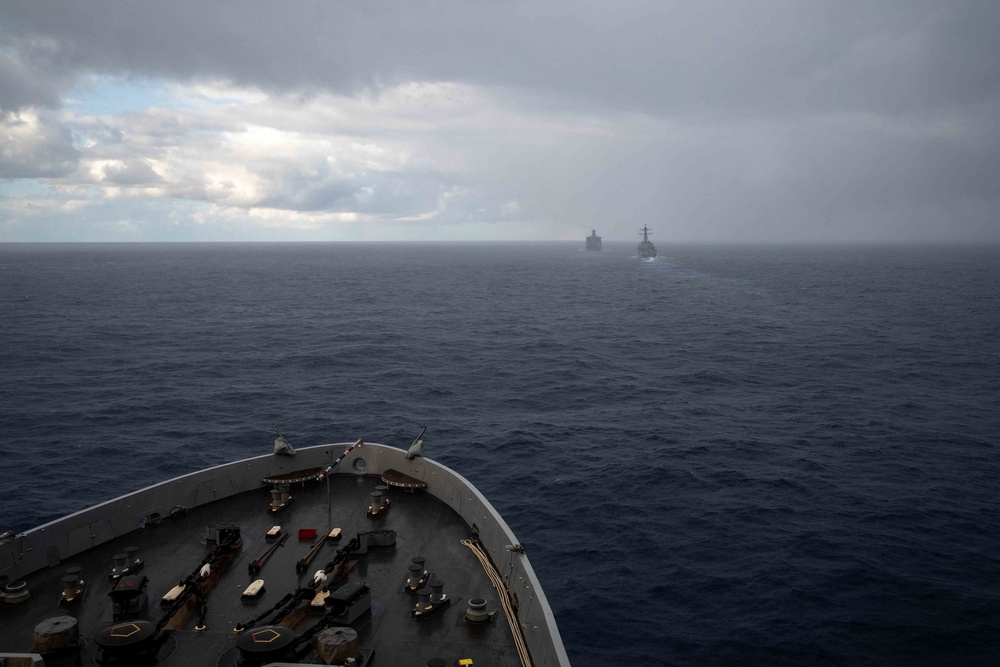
(465, 597), (493, 623)
(3, 579), (30, 604)
(94, 619), (163, 666)
(326, 582), (371, 625)
(109, 575), (149, 622)
(236, 625), (299, 665)
(343, 529), (397, 555)
(207, 524), (242, 550)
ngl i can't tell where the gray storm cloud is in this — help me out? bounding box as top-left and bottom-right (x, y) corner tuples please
(4, 1), (997, 117)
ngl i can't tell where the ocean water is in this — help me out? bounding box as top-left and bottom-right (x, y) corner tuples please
(1, 242), (998, 665)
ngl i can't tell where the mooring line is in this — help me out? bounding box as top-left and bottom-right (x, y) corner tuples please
(461, 538), (532, 667)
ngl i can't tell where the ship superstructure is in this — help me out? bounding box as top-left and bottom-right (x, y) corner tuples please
(637, 225), (657, 258)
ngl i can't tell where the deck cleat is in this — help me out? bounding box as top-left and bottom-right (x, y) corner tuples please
(109, 546), (144, 581)
(109, 553), (128, 581)
(268, 484), (294, 512)
(124, 546), (144, 573)
(59, 567), (86, 605)
(367, 489), (391, 518)
(412, 579), (451, 618)
(405, 560), (429, 592)
(430, 580), (448, 605)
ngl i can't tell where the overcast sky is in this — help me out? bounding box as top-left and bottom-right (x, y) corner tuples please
(2, 1), (998, 243)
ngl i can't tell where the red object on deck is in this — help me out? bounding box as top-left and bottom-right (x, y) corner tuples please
(298, 528), (317, 539)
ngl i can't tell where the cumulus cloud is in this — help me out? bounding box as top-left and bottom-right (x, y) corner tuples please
(6, 82), (538, 234)
(99, 159), (161, 186)
(0, 108), (79, 178)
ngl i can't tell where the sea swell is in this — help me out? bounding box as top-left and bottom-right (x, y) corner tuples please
(1, 242), (998, 665)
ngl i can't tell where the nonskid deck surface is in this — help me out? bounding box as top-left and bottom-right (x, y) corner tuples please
(1, 474), (520, 666)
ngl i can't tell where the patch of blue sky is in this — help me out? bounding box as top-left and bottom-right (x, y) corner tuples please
(1, 179), (51, 197)
(65, 74), (257, 119)
(65, 74), (178, 117)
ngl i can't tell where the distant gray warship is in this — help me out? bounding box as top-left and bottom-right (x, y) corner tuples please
(585, 229), (601, 251)
(637, 225), (656, 258)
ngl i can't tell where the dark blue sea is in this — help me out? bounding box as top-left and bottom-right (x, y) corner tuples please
(1, 242), (998, 665)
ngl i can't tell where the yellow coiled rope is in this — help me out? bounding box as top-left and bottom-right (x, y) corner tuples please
(461, 538), (533, 667)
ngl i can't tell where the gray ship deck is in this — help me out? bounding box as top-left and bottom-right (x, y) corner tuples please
(1, 473), (522, 666)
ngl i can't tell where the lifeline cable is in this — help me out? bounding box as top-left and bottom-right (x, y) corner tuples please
(461, 538), (533, 667)
(323, 438), (363, 475)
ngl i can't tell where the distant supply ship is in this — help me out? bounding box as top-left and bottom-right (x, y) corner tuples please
(586, 229), (602, 251)
(637, 225), (657, 258)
